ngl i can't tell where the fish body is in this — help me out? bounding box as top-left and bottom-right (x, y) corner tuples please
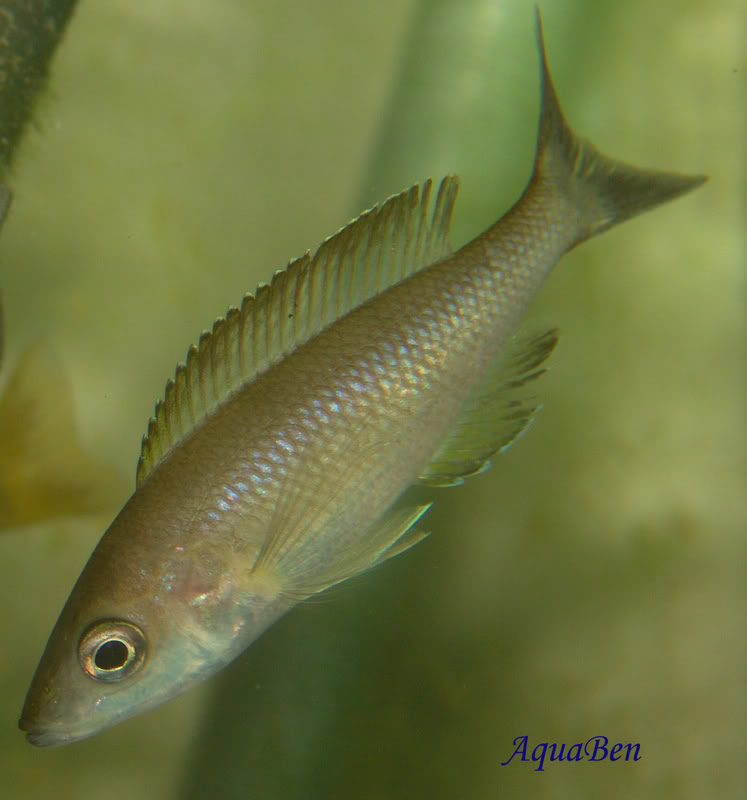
(20, 14), (705, 746)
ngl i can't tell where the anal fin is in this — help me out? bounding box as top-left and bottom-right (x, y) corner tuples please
(419, 328), (558, 487)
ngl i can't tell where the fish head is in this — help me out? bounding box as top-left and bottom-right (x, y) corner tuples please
(19, 613), (167, 747)
(19, 498), (281, 747)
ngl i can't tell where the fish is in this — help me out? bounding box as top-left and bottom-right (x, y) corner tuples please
(0, 341), (123, 531)
(0, 187), (122, 532)
(19, 11), (705, 747)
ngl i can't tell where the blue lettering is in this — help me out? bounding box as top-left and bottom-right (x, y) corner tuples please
(609, 743), (624, 761)
(586, 735), (609, 761)
(548, 742), (566, 762)
(566, 742), (583, 761)
(532, 742), (549, 772)
(500, 736), (641, 766)
(501, 736), (529, 766)
(625, 743), (642, 762)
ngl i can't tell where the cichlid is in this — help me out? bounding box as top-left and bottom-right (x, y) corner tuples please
(20, 13), (705, 746)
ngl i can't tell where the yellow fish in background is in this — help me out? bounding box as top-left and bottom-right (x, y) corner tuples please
(20, 12), (705, 746)
(0, 341), (123, 530)
(0, 188), (121, 531)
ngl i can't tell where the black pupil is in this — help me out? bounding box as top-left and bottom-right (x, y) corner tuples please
(94, 639), (130, 670)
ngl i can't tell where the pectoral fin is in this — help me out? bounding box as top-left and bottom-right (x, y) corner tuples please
(248, 430), (432, 597)
(278, 504), (432, 597)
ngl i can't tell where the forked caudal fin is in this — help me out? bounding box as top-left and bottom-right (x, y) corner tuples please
(532, 9), (707, 249)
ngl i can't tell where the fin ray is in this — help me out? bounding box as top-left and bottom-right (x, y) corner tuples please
(137, 177), (459, 485)
(262, 504), (432, 598)
(249, 430), (431, 596)
(251, 434), (387, 581)
(533, 10), (707, 250)
(419, 329), (558, 486)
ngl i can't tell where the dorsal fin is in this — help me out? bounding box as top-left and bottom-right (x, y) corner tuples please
(136, 176), (459, 486)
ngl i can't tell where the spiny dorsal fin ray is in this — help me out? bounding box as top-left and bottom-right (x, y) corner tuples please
(136, 176), (459, 486)
(419, 328), (559, 487)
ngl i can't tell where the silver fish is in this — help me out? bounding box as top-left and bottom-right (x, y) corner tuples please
(20, 13), (705, 746)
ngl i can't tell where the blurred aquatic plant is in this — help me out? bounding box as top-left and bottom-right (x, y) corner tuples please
(0, 0), (78, 177)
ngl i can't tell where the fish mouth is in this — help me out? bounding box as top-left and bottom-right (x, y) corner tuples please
(19, 716), (92, 748)
(22, 729), (64, 748)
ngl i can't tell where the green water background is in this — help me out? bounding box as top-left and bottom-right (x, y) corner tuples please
(0, 0), (742, 797)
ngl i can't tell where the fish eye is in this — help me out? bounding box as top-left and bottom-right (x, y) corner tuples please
(78, 620), (147, 682)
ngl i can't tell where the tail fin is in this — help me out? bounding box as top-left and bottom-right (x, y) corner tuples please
(532, 9), (706, 248)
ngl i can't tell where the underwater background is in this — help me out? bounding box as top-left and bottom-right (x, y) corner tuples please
(0, 0), (742, 797)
